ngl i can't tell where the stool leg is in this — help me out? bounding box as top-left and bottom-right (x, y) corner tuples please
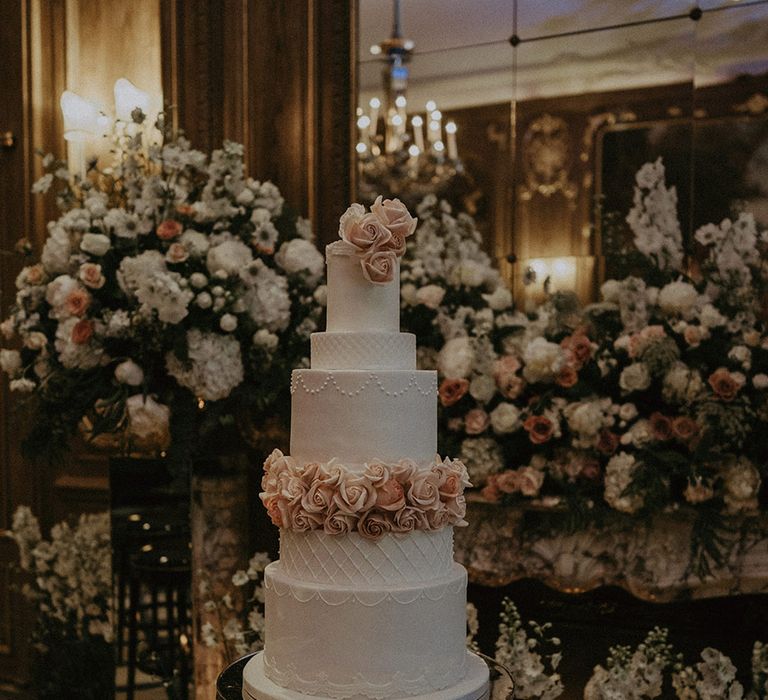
(177, 580), (189, 700)
(127, 575), (139, 700)
(166, 584), (176, 681)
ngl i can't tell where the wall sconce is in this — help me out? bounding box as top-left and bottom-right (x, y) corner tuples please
(60, 91), (110, 142)
(114, 78), (151, 122)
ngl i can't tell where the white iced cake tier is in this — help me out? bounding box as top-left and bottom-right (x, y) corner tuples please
(253, 200), (488, 700)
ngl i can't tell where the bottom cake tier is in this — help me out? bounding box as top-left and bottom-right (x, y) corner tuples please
(243, 651), (490, 700)
(257, 561), (477, 699)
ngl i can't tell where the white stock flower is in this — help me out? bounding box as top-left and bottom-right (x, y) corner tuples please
(438, 336), (475, 379)
(401, 283), (418, 306)
(564, 399), (610, 446)
(457, 260), (486, 287)
(166, 329), (244, 401)
(313, 285), (327, 307)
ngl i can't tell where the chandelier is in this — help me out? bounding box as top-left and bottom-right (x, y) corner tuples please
(356, 0), (463, 206)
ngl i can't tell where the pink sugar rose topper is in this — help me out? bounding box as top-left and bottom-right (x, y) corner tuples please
(337, 196), (417, 285)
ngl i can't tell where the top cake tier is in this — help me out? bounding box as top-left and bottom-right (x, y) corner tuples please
(325, 247), (400, 334)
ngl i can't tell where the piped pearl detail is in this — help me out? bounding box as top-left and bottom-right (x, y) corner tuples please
(291, 372), (437, 398)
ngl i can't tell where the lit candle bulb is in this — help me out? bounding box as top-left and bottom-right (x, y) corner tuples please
(411, 115), (425, 151)
(428, 119), (441, 144)
(445, 121), (458, 160)
(425, 100), (437, 112)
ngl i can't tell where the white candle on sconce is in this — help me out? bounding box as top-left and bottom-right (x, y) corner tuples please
(445, 121), (458, 160)
(407, 143), (420, 172)
(356, 114), (371, 149)
(411, 115), (424, 151)
(60, 91), (110, 179)
(114, 78), (152, 122)
(427, 118), (441, 145)
(368, 97), (381, 138)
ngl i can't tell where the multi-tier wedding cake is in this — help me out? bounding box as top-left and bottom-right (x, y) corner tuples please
(242, 198), (489, 700)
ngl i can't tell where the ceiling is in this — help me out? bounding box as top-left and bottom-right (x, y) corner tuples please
(358, 0), (768, 110)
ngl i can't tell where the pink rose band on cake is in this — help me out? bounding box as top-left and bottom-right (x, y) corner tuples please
(334, 196), (417, 285)
(259, 449), (471, 539)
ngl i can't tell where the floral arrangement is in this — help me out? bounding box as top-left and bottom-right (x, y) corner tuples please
(200, 551), (271, 662)
(259, 449), (469, 539)
(431, 159), (767, 547)
(8, 506), (114, 697)
(397, 196), (522, 483)
(0, 107), (325, 463)
(336, 196), (418, 284)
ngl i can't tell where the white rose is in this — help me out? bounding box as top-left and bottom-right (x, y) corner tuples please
(125, 394), (171, 450)
(753, 373), (768, 390)
(619, 363), (651, 393)
(658, 281), (698, 316)
(438, 337), (475, 379)
(489, 402), (521, 434)
(24, 331), (48, 350)
(253, 329), (279, 352)
(728, 345), (751, 369)
(0, 349), (22, 376)
(80, 233), (111, 256)
(196, 292), (213, 309)
(459, 260), (486, 287)
(313, 285), (328, 307)
(482, 286), (512, 311)
(114, 360), (144, 386)
(564, 400), (605, 439)
(220, 313), (238, 332)
(190, 273), (208, 289)
(206, 239), (253, 275)
(401, 283), (418, 306)
(416, 285), (445, 309)
(469, 374), (496, 403)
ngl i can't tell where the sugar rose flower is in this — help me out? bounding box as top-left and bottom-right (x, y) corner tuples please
(358, 510), (393, 540)
(376, 478), (406, 511)
(426, 508), (452, 530)
(289, 508), (324, 532)
(439, 378), (469, 407)
(371, 195), (417, 241)
(264, 496), (286, 528)
(341, 211), (392, 253)
(393, 507), (428, 532)
(708, 367), (743, 401)
(301, 480), (335, 513)
(332, 474), (377, 515)
(361, 250), (397, 285)
(407, 470), (441, 511)
(323, 512), (357, 535)
(523, 414), (554, 444)
(363, 462), (391, 486)
(464, 408), (490, 435)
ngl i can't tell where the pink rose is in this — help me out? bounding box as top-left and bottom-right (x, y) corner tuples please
(481, 476), (502, 503)
(357, 510), (393, 540)
(289, 508), (324, 532)
(596, 429), (619, 455)
(341, 211), (391, 252)
(494, 355), (521, 377)
(363, 462), (391, 486)
(672, 416), (699, 443)
(78, 263), (105, 289)
(157, 219), (182, 240)
(264, 496), (288, 528)
(555, 365), (578, 388)
(407, 470), (441, 511)
(498, 374), (526, 400)
(361, 250), (397, 285)
(516, 466), (544, 497)
(684, 326), (703, 348)
(495, 470), (520, 494)
(22, 264), (45, 286)
(560, 334), (593, 368)
(71, 319), (94, 344)
(371, 195), (417, 242)
(301, 481), (334, 513)
(166, 242), (189, 263)
(465, 408), (490, 435)
(65, 288), (91, 317)
(376, 478), (406, 511)
(708, 367), (743, 401)
(650, 412), (673, 441)
(323, 511), (357, 535)
(333, 474), (377, 514)
(523, 415), (554, 444)
(393, 507), (428, 533)
(439, 378), (469, 407)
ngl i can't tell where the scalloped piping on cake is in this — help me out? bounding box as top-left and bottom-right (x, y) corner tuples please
(290, 371), (437, 397)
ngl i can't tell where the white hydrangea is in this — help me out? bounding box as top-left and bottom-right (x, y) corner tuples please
(206, 239), (253, 276)
(166, 329), (244, 401)
(275, 239), (324, 283)
(604, 452), (643, 514)
(41, 224), (73, 274)
(117, 251), (167, 294)
(662, 363), (704, 404)
(438, 336), (475, 379)
(564, 398), (613, 448)
(658, 280), (699, 316)
(240, 259), (292, 332)
(135, 271), (194, 324)
(522, 337), (564, 384)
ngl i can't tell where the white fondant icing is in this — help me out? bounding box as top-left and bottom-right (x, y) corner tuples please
(262, 563), (470, 698)
(326, 251), (400, 333)
(278, 529), (455, 587)
(290, 370), (437, 465)
(242, 652), (490, 700)
(311, 332), (416, 371)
